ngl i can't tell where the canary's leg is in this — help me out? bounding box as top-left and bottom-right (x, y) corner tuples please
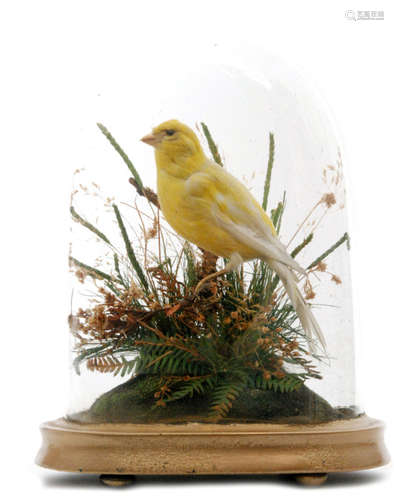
(195, 252), (243, 295)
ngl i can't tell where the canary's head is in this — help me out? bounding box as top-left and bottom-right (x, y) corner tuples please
(141, 119), (203, 162)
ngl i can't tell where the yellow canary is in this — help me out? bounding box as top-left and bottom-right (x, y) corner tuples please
(141, 119), (325, 353)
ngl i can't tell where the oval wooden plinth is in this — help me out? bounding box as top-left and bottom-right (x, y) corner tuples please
(36, 415), (389, 476)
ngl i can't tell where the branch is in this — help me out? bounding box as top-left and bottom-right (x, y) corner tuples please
(291, 233), (313, 258)
(70, 206), (111, 244)
(113, 204), (149, 291)
(201, 122), (223, 166)
(70, 256), (116, 282)
(307, 232), (350, 269)
(262, 132), (275, 211)
(97, 123), (144, 195)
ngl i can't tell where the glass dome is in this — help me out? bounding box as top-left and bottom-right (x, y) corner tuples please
(67, 49), (360, 425)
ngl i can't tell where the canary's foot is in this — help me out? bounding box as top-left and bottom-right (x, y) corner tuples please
(99, 474), (136, 487)
(194, 252), (243, 295)
(194, 270), (226, 295)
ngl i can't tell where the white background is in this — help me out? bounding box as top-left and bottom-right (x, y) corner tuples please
(0, 0), (393, 498)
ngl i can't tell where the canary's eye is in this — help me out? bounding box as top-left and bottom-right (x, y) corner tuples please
(165, 129), (175, 136)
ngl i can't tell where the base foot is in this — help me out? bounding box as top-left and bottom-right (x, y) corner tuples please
(99, 474), (136, 487)
(294, 473), (328, 486)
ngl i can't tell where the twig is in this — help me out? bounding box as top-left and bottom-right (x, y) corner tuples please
(201, 122), (223, 166)
(291, 233), (313, 258)
(70, 206), (111, 244)
(145, 350), (173, 368)
(270, 191), (286, 234)
(113, 203), (149, 291)
(97, 123), (144, 194)
(287, 200), (320, 248)
(262, 132), (275, 211)
(113, 254), (127, 287)
(70, 256), (116, 282)
(307, 232), (350, 269)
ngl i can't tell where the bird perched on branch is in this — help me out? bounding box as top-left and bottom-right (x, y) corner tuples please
(141, 119), (326, 354)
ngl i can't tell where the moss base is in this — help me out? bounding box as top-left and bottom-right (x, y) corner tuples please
(70, 374), (359, 424)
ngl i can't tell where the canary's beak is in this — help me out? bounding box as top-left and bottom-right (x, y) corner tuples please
(140, 132), (165, 147)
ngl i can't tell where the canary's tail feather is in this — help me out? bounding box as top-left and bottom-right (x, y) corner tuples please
(268, 260), (327, 355)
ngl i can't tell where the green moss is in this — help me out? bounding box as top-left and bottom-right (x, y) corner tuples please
(69, 374), (360, 425)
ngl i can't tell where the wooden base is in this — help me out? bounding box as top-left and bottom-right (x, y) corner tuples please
(36, 415), (389, 479)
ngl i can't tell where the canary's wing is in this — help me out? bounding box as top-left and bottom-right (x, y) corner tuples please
(186, 161), (305, 274)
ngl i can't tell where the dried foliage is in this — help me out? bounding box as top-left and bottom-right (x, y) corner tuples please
(69, 123), (349, 420)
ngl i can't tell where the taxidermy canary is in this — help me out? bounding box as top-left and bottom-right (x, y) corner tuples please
(141, 120), (326, 353)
